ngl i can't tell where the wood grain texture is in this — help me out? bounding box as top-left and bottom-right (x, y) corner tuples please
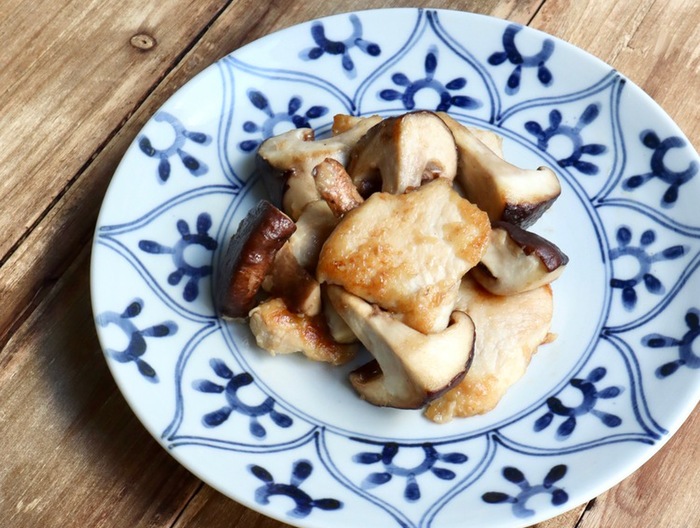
(575, 409), (700, 527)
(0, 0), (697, 527)
(531, 0), (699, 145)
(0, 249), (201, 527)
(0, 0), (229, 267)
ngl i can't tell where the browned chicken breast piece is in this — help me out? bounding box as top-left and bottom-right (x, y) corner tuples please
(425, 276), (554, 423)
(317, 178), (490, 334)
(249, 298), (357, 365)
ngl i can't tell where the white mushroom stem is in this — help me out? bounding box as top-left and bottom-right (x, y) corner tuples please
(438, 112), (561, 228)
(326, 286), (475, 409)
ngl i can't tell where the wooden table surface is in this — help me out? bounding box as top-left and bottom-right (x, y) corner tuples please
(1, 0), (698, 526)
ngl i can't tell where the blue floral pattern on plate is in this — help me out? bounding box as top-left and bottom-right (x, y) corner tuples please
(91, 9), (700, 528)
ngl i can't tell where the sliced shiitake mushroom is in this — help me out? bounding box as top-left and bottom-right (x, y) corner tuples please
(285, 199), (339, 272)
(256, 116), (383, 219)
(313, 158), (364, 217)
(327, 286), (475, 409)
(348, 111), (458, 196)
(425, 276), (553, 422)
(471, 221), (569, 295)
(264, 244), (321, 316)
(216, 200), (296, 319)
(438, 112), (561, 228)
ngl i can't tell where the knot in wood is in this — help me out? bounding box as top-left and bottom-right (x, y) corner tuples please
(130, 33), (156, 51)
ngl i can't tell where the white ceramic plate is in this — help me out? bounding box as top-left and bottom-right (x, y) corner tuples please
(91, 9), (700, 528)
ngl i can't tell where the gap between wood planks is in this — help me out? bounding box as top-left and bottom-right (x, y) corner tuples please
(0, 0), (236, 273)
(0, 0), (240, 353)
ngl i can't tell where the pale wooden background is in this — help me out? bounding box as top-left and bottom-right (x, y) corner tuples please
(0, 0), (697, 527)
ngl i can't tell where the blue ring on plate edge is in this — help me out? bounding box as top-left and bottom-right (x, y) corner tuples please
(93, 8), (700, 527)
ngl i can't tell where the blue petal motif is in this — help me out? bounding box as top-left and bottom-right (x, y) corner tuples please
(250, 460), (343, 518)
(95, 299), (177, 382)
(525, 104), (607, 175)
(642, 307), (700, 378)
(299, 14), (381, 78)
(353, 443), (468, 503)
(488, 24), (555, 94)
(139, 213), (218, 303)
(193, 358), (292, 439)
(482, 465), (569, 518)
(622, 131), (698, 208)
(138, 112), (211, 182)
(378, 46), (482, 112)
(533, 367), (623, 439)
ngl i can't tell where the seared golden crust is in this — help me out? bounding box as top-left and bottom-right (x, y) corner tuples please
(425, 279), (553, 422)
(318, 179), (490, 334)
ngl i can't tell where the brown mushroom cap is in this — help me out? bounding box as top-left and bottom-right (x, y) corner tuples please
(438, 112), (561, 228)
(348, 111), (458, 196)
(470, 221), (569, 296)
(216, 200), (296, 319)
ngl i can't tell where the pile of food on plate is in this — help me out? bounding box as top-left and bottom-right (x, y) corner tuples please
(215, 110), (568, 423)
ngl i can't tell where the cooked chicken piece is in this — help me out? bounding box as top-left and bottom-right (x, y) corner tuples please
(248, 298), (357, 365)
(425, 276), (553, 423)
(317, 178), (490, 334)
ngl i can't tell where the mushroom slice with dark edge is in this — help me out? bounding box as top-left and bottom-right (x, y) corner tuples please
(260, 198), (341, 316)
(313, 158), (364, 217)
(249, 298), (357, 365)
(216, 200), (296, 319)
(326, 286), (475, 409)
(348, 111), (458, 196)
(471, 221), (569, 296)
(256, 115), (383, 219)
(437, 112), (561, 228)
(425, 276), (554, 422)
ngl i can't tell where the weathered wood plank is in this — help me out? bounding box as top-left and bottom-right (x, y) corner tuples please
(1, 1), (697, 527)
(171, 484), (293, 528)
(0, 0), (272, 343)
(575, 408), (700, 527)
(0, 0), (229, 263)
(0, 248), (201, 527)
(0, 1), (545, 527)
(531, 0), (699, 145)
